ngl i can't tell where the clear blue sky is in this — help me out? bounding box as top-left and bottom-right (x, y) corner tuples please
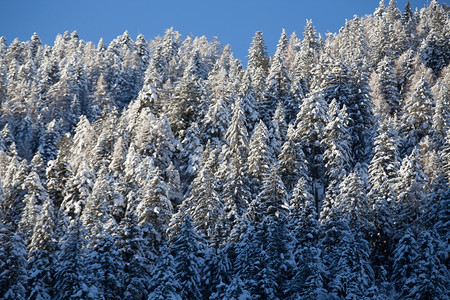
(1, 0), (432, 62)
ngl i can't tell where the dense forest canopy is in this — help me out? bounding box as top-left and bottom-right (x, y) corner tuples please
(0, 0), (449, 299)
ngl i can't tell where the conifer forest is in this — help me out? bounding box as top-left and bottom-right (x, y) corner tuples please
(0, 0), (449, 299)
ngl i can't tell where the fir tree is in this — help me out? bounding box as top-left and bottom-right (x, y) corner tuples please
(27, 197), (57, 300)
(248, 120), (272, 195)
(169, 215), (207, 300)
(54, 219), (88, 300)
(293, 91), (328, 211)
(400, 76), (434, 153)
(148, 245), (182, 300)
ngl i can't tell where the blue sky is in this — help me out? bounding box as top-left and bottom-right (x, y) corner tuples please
(1, 0), (432, 62)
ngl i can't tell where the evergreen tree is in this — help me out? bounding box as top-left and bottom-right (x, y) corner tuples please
(0, 231), (27, 299)
(247, 164), (288, 224)
(298, 20), (321, 89)
(61, 160), (94, 220)
(432, 78), (450, 140)
(248, 120), (272, 195)
(404, 230), (449, 299)
(420, 1), (449, 75)
(148, 245), (182, 300)
(376, 56), (400, 116)
(239, 70), (259, 133)
(391, 228), (419, 298)
(216, 98), (251, 243)
(262, 30), (295, 124)
(54, 219), (88, 300)
(169, 215), (207, 300)
(289, 177), (327, 299)
(180, 122), (203, 182)
(19, 171), (47, 244)
(90, 73), (114, 120)
(81, 168), (124, 299)
(27, 197), (57, 300)
(335, 166), (372, 236)
(201, 96), (230, 148)
(293, 92), (328, 210)
(115, 211), (152, 300)
(168, 52), (207, 139)
(247, 31), (269, 91)
(394, 146), (428, 237)
(135, 158), (172, 257)
(322, 100), (352, 193)
(400, 76), (434, 153)
(367, 118), (400, 278)
(183, 147), (223, 241)
(278, 126), (309, 194)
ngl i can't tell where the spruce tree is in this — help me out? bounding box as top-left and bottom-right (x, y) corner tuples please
(54, 219), (88, 300)
(169, 215), (207, 300)
(248, 120), (272, 196)
(148, 245), (182, 300)
(27, 197), (57, 300)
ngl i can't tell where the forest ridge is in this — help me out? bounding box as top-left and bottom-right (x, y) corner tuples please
(0, 0), (449, 299)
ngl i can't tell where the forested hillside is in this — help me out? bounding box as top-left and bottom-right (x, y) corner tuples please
(0, 0), (449, 299)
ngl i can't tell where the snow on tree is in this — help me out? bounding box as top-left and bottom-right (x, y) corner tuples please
(400, 76), (434, 153)
(432, 75), (450, 140)
(393, 146), (428, 237)
(322, 100), (352, 195)
(27, 197), (57, 300)
(135, 158), (173, 254)
(419, 0), (449, 76)
(367, 117), (400, 277)
(293, 91), (328, 210)
(270, 102), (287, 157)
(181, 146), (223, 242)
(201, 96), (230, 148)
(38, 119), (60, 163)
(61, 160), (95, 220)
(54, 219), (88, 300)
(69, 115), (96, 173)
(148, 245), (182, 300)
(247, 164), (288, 224)
(261, 30), (295, 125)
(298, 20), (321, 90)
(238, 70), (259, 133)
(0, 228), (28, 299)
(375, 55), (401, 116)
(19, 171), (47, 244)
(114, 212), (152, 299)
(403, 229), (449, 299)
(0, 4), (449, 298)
(216, 97), (251, 241)
(180, 122), (204, 182)
(247, 31), (269, 93)
(248, 120), (272, 195)
(168, 51), (208, 139)
(169, 214), (207, 300)
(81, 168), (125, 299)
(89, 73), (115, 120)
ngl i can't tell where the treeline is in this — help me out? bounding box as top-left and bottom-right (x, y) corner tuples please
(0, 0), (449, 299)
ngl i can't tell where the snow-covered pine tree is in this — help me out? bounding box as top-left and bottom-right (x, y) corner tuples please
(248, 120), (272, 196)
(400, 76), (434, 154)
(169, 214), (207, 300)
(148, 245), (182, 300)
(367, 117), (400, 279)
(54, 219), (88, 300)
(278, 125), (309, 195)
(27, 197), (57, 300)
(247, 31), (269, 96)
(293, 91), (328, 211)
